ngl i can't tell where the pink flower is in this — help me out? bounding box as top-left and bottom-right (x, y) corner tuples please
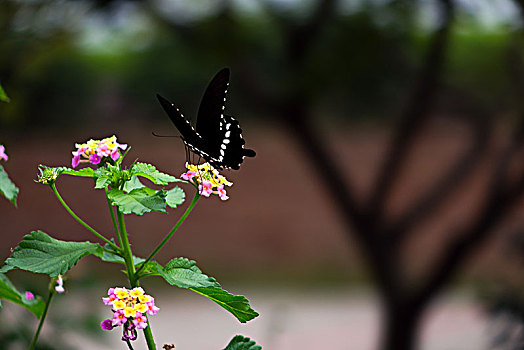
(182, 163), (233, 200)
(110, 149), (120, 161)
(146, 301), (160, 316)
(71, 151), (82, 168)
(55, 275), (65, 293)
(132, 314), (148, 329)
(25, 291), (35, 300)
(112, 310), (127, 327)
(89, 153), (101, 165)
(181, 170), (197, 181)
(71, 136), (127, 168)
(97, 143), (110, 157)
(0, 145), (8, 162)
(101, 285), (157, 342)
(103, 294), (117, 305)
(101, 319), (114, 330)
(216, 184), (229, 201)
(198, 181), (213, 197)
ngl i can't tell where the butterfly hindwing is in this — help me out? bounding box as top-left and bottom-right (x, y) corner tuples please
(218, 114), (256, 170)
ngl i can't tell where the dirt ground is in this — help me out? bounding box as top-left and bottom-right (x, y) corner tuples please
(64, 288), (489, 350)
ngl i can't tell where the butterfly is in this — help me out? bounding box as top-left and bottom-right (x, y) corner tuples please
(157, 68), (256, 170)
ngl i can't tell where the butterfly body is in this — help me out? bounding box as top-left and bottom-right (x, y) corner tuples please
(157, 68), (255, 170)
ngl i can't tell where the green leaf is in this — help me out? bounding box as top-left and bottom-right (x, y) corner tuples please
(94, 167), (112, 189)
(224, 335), (262, 350)
(166, 186), (185, 208)
(0, 165), (18, 206)
(4, 231), (103, 276)
(61, 167), (95, 177)
(100, 246), (145, 266)
(107, 188), (167, 215)
(0, 273), (45, 318)
(0, 84), (10, 103)
(95, 175), (111, 189)
(0, 264), (14, 273)
(191, 287), (259, 323)
(123, 176), (145, 192)
(155, 258), (220, 289)
(146, 258), (258, 322)
(131, 162), (180, 185)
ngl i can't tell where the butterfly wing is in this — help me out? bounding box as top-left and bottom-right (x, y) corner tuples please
(158, 68), (256, 170)
(217, 114), (256, 170)
(156, 94), (206, 155)
(195, 68), (230, 159)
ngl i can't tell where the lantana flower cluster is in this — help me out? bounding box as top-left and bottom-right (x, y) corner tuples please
(72, 135), (127, 168)
(0, 145), (8, 162)
(101, 287), (159, 342)
(181, 162), (232, 200)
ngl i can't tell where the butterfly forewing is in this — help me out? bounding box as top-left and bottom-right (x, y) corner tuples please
(195, 68), (230, 158)
(156, 94), (202, 147)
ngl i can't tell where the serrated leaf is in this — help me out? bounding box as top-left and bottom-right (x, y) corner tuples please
(61, 167), (95, 177)
(95, 176), (111, 189)
(94, 167), (112, 189)
(224, 335), (262, 350)
(107, 188), (167, 215)
(0, 165), (18, 206)
(0, 265), (14, 273)
(191, 287), (259, 323)
(100, 246), (145, 266)
(131, 162), (180, 185)
(0, 84), (10, 103)
(166, 187), (185, 208)
(4, 231), (103, 276)
(0, 273), (45, 318)
(123, 176), (145, 193)
(156, 258), (220, 289)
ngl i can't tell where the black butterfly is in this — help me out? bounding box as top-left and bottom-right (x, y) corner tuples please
(157, 68), (256, 170)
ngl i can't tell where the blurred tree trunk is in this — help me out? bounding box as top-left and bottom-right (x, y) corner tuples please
(151, 0), (524, 348)
(381, 301), (423, 350)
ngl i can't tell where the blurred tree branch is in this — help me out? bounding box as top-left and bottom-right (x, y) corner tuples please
(367, 0), (454, 220)
(230, 0), (524, 348)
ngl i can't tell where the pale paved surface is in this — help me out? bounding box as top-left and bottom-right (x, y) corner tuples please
(72, 287), (491, 350)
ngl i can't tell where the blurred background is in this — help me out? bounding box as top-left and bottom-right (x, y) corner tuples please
(1, 0), (524, 349)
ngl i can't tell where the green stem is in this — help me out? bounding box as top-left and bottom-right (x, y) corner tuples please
(116, 209), (157, 349)
(135, 192), (200, 276)
(51, 183), (120, 251)
(29, 279), (56, 350)
(125, 338), (135, 350)
(116, 209), (136, 285)
(142, 321), (156, 350)
(105, 187), (120, 240)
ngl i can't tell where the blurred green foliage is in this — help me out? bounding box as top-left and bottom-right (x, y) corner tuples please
(0, 0), (520, 130)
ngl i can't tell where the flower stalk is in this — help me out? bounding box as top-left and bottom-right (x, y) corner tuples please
(29, 277), (58, 350)
(114, 210), (157, 349)
(105, 187), (120, 239)
(136, 192), (201, 276)
(51, 183), (120, 251)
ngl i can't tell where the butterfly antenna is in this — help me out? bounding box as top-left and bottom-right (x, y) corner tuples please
(151, 131), (182, 138)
